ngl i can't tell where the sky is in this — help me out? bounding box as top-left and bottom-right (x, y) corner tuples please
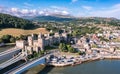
(0, 0), (120, 18)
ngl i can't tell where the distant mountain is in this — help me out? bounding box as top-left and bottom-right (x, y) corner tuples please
(0, 13), (35, 29)
(22, 15), (76, 22)
(78, 17), (119, 26)
(22, 14), (120, 26)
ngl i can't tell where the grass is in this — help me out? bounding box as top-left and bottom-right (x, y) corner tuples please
(0, 28), (49, 37)
(60, 52), (79, 57)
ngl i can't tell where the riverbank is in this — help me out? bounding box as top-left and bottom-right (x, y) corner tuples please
(40, 60), (120, 74)
(23, 59), (120, 74)
(22, 65), (46, 74)
(21, 50), (120, 74)
(46, 54), (120, 67)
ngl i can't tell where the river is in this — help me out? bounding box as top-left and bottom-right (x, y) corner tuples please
(24, 59), (120, 74)
(1, 46), (120, 74)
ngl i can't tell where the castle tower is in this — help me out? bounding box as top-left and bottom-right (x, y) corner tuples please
(54, 33), (60, 43)
(28, 36), (33, 46)
(38, 33), (42, 38)
(47, 33), (50, 38)
(38, 33), (44, 50)
(62, 32), (68, 42)
(31, 34), (34, 40)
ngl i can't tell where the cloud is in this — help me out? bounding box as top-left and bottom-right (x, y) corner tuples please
(53, 10), (69, 15)
(62, 11), (69, 15)
(82, 5), (92, 10)
(42, 6), (69, 16)
(71, 0), (78, 3)
(40, 8), (70, 16)
(0, 6), (4, 12)
(50, 6), (67, 10)
(88, 3), (120, 18)
(23, 2), (34, 7)
(75, 3), (120, 19)
(0, 6), (70, 17)
(1, 3), (120, 19)
(38, 11), (44, 15)
(0, 6), (4, 9)
(112, 3), (120, 8)
(10, 8), (18, 12)
(51, 6), (69, 15)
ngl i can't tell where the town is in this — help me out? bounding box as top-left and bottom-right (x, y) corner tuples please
(0, 23), (120, 73)
(0, 0), (120, 74)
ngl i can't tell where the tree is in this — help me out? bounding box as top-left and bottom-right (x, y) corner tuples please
(67, 45), (76, 53)
(59, 43), (63, 50)
(1, 35), (11, 43)
(67, 44), (71, 49)
(0, 38), (3, 43)
(62, 43), (68, 52)
(72, 30), (77, 37)
(78, 51), (86, 55)
(10, 37), (16, 43)
(0, 34), (17, 43)
(50, 33), (54, 36)
(59, 43), (68, 52)
(0, 13), (35, 29)
(20, 35), (28, 40)
(15, 36), (20, 40)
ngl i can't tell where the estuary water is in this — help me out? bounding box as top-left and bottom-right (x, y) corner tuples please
(24, 59), (120, 74)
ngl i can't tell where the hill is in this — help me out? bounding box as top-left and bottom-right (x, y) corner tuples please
(76, 17), (120, 26)
(23, 15), (75, 22)
(23, 15), (120, 26)
(0, 28), (49, 37)
(0, 13), (35, 29)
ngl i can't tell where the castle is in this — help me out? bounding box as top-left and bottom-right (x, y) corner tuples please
(16, 32), (68, 54)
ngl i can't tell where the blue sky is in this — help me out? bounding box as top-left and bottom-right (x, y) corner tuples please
(0, 0), (120, 18)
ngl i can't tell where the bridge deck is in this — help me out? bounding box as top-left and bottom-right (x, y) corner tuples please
(0, 54), (24, 70)
(7, 53), (52, 74)
(0, 47), (20, 57)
